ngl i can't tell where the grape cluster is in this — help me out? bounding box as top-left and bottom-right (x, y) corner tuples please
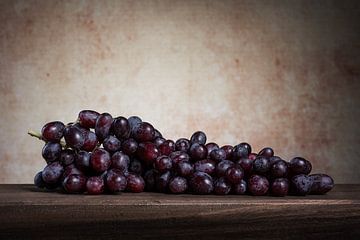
(30, 110), (334, 196)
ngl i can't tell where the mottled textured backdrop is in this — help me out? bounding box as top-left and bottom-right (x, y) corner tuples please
(0, 0), (359, 183)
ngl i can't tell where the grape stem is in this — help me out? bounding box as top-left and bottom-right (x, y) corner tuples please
(28, 130), (67, 147)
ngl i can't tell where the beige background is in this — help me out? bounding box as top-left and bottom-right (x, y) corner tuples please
(0, 0), (359, 183)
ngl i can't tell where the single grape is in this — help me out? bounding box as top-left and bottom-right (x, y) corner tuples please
(78, 110), (100, 128)
(62, 164), (84, 181)
(189, 143), (208, 160)
(309, 174), (334, 194)
(214, 177), (231, 195)
(175, 161), (194, 177)
(156, 171), (172, 193)
(95, 113), (113, 141)
(232, 143), (251, 160)
(233, 179), (247, 194)
(133, 122), (155, 142)
(220, 145), (233, 160)
(269, 156), (282, 165)
(210, 148), (226, 162)
(144, 169), (156, 191)
(105, 169), (127, 193)
(194, 159), (216, 176)
(126, 173), (145, 193)
(128, 116), (142, 135)
(189, 172), (213, 194)
(34, 171), (45, 188)
(64, 126), (85, 149)
(90, 148), (111, 173)
(175, 138), (190, 152)
(42, 162), (64, 184)
(290, 174), (312, 196)
(42, 142), (62, 163)
(169, 177), (188, 194)
(60, 149), (75, 166)
(153, 137), (166, 147)
(154, 129), (163, 138)
(258, 147), (274, 158)
(41, 121), (65, 142)
(63, 174), (86, 193)
(248, 175), (269, 196)
(170, 151), (190, 165)
(137, 142), (160, 166)
(225, 166), (244, 184)
(129, 158), (143, 175)
(111, 151), (130, 173)
(112, 116), (131, 139)
(154, 155), (172, 173)
(236, 158), (253, 178)
(205, 142), (219, 156)
(75, 151), (91, 172)
(270, 160), (288, 178)
(289, 157), (312, 175)
(190, 131), (207, 145)
(86, 176), (104, 194)
(253, 156), (271, 174)
(122, 138), (138, 155)
(103, 135), (121, 153)
(82, 130), (98, 152)
(271, 178), (289, 197)
(159, 140), (175, 156)
(216, 160), (235, 177)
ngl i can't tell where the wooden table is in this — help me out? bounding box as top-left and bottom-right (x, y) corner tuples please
(0, 184), (359, 239)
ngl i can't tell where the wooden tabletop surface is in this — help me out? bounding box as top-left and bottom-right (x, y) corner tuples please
(1, 184), (359, 239)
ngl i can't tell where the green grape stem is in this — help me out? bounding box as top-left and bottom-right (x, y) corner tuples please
(28, 130), (67, 147)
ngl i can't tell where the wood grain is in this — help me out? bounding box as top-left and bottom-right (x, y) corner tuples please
(0, 184), (359, 239)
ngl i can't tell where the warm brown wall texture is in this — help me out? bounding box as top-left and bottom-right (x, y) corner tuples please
(0, 0), (359, 183)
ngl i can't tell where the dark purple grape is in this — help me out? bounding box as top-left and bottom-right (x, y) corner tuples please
(82, 130), (98, 152)
(111, 151), (130, 172)
(190, 131), (207, 145)
(271, 178), (289, 197)
(86, 176), (104, 194)
(159, 140), (175, 156)
(248, 175), (269, 196)
(103, 135), (121, 153)
(63, 174), (86, 193)
(154, 155), (172, 173)
(253, 156), (271, 174)
(205, 142), (219, 156)
(60, 149), (75, 166)
(42, 162), (64, 184)
(290, 174), (312, 196)
(189, 143), (208, 160)
(78, 110), (100, 128)
(248, 153), (257, 161)
(154, 129), (162, 138)
(156, 171), (172, 192)
(105, 169), (127, 193)
(129, 158), (143, 175)
(34, 171), (45, 188)
(90, 148), (111, 173)
(137, 142), (160, 166)
(75, 151), (91, 172)
(225, 166), (244, 184)
(269, 156), (282, 165)
(233, 179), (247, 194)
(41, 121), (65, 142)
(175, 161), (194, 177)
(309, 174), (334, 194)
(169, 177), (188, 194)
(232, 143), (251, 160)
(128, 116), (142, 134)
(64, 126), (85, 149)
(236, 158), (253, 177)
(42, 142), (62, 162)
(175, 138), (190, 152)
(220, 145), (233, 160)
(153, 137), (166, 147)
(62, 164), (84, 181)
(189, 172), (213, 194)
(122, 138), (138, 155)
(144, 169), (156, 191)
(216, 160), (235, 177)
(194, 159), (216, 176)
(126, 173), (145, 193)
(289, 157), (312, 175)
(258, 147), (274, 158)
(133, 122), (155, 142)
(111, 116), (130, 139)
(170, 151), (190, 165)
(270, 160), (288, 178)
(95, 113), (113, 141)
(209, 148), (226, 162)
(214, 177), (231, 195)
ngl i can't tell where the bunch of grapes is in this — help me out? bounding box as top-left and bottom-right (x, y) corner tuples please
(30, 110), (334, 196)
